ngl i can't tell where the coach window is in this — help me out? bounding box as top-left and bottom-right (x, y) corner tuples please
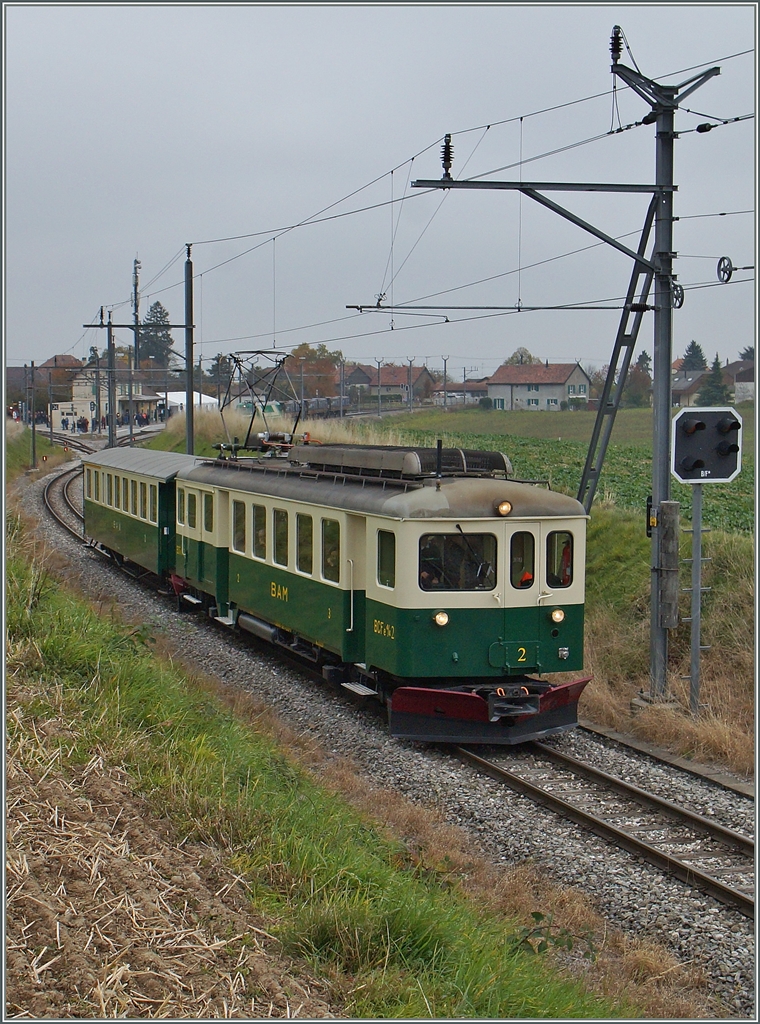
(177, 488), (185, 524)
(149, 485), (158, 524)
(297, 513), (313, 574)
(377, 530), (396, 588)
(547, 531), (573, 588)
(107, 474), (113, 506)
(232, 500), (246, 553)
(140, 482), (148, 520)
(187, 492), (197, 530)
(203, 493), (213, 533)
(252, 504), (266, 559)
(93, 472), (100, 502)
(322, 519), (340, 583)
(510, 532), (535, 589)
(274, 509), (289, 566)
(85, 469), (92, 498)
(114, 476), (121, 509)
(122, 477), (129, 512)
(129, 480), (137, 516)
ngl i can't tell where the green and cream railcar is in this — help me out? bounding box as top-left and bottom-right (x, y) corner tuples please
(83, 448), (198, 575)
(178, 444), (587, 684)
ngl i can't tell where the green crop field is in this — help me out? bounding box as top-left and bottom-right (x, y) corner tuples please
(376, 419), (754, 535)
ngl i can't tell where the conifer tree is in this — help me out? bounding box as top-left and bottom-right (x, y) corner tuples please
(738, 345), (754, 361)
(681, 340), (708, 370)
(697, 354), (731, 406)
(140, 301), (174, 367)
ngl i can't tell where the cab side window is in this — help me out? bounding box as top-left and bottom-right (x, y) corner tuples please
(232, 500), (246, 552)
(510, 532), (535, 589)
(322, 519), (340, 582)
(177, 488), (185, 524)
(377, 530), (396, 588)
(203, 493), (213, 533)
(547, 531), (573, 588)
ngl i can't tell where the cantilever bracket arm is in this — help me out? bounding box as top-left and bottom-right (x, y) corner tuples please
(612, 62), (720, 108)
(411, 179), (658, 272)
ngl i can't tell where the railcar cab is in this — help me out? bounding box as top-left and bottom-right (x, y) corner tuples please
(363, 504), (586, 683)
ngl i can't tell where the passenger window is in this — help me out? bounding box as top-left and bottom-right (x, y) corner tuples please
(149, 485), (158, 523)
(114, 476), (121, 509)
(203, 493), (213, 533)
(122, 477), (129, 512)
(419, 533), (496, 591)
(177, 488), (185, 524)
(140, 482), (147, 520)
(377, 530), (396, 588)
(86, 469), (92, 498)
(187, 492), (197, 529)
(274, 509), (289, 566)
(94, 472), (100, 502)
(232, 500), (246, 552)
(322, 519), (340, 582)
(107, 474), (113, 506)
(252, 504), (267, 559)
(510, 532), (535, 589)
(297, 513), (313, 574)
(130, 480), (138, 516)
(547, 531), (573, 588)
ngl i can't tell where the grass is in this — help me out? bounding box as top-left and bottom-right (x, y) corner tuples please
(5, 517), (623, 1019)
(5, 419), (74, 482)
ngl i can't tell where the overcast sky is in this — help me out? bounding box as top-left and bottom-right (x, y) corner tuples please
(4, 3), (756, 383)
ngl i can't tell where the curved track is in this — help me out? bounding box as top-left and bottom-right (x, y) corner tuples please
(455, 744), (754, 918)
(42, 466), (85, 541)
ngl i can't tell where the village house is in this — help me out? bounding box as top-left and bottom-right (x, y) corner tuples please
(486, 362), (591, 411)
(343, 364), (436, 404)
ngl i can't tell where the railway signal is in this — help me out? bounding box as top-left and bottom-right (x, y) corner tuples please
(671, 407), (742, 484)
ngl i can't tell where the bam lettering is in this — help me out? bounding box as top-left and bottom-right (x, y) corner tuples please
(270, 582), (289, 601)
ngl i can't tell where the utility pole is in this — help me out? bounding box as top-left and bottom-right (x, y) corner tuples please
(107, 313), (116, 447)
(30, 362), (37, 469)
(408, 358), (414, 412)
(128, 348), (134, 446)
(133, 257), (141, 370)
(609, 26), (719, 700)
(339, 360), (345, 418)
(94, 353), (102, 433)
(185, 245), (194, 455)
(442, 356), (448, 409)
(376, 358), (382, 417)
(48, 372), (53, 445)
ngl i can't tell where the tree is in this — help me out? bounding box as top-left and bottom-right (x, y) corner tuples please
(697, 354), (731, 406)
(681, 340), (707, 370)
(288, 343), (343, 399)
(208, 353), (232, 386)
(621, 365), (652, 407)
(140, 301), (175, 367)
(504, 346), (542, 365)
(588, 365), (614, 400)
(635, 349), (652, 376)
(738, 345), (754, 361)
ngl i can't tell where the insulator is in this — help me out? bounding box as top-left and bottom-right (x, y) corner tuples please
(695, 123), (713, 133)
(610, 25), (623, 63)
(441, 133), (453, 179)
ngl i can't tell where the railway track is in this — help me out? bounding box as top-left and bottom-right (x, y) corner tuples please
(455, 744), (754, 918)
(42, 466), (85, 540)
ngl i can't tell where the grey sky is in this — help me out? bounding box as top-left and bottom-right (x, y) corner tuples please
(4, 3), (755, 382)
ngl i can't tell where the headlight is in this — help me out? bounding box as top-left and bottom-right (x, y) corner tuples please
(551, 608), (565, 623)
(433, 611), (449, 627)
(495, 500), (512, 516)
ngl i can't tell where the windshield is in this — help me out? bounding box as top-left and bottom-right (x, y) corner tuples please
(419, 533), (496, 591)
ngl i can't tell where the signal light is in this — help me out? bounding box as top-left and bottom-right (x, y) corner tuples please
(672, 407), (742, 484)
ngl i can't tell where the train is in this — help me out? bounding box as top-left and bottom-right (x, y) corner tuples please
(82, 437), (590, 744)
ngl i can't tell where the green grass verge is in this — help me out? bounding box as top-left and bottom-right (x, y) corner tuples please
(5, 516), (625, 1019)
(5, 424), (71, 483)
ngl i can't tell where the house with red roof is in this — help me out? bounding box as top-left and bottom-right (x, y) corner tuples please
(486, 362), (591, 411)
